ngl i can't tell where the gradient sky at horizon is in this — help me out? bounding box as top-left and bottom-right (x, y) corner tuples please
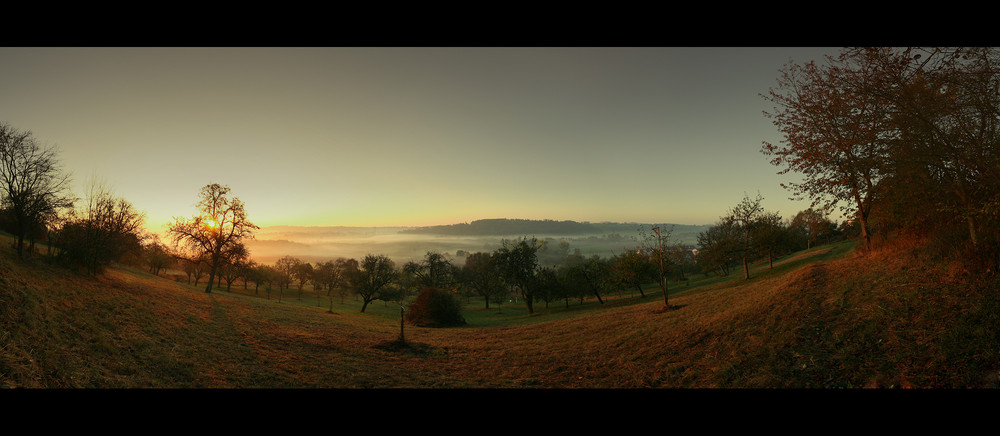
(0, 46), (841, 234)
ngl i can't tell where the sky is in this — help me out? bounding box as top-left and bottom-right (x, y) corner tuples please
(0, 46), (842, 235)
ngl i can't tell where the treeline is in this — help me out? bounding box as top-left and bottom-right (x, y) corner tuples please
(695, 193), (847, 279)
(762, 47), (1000, 272)
(195, 200), (844, 320)
(0, 122), (149, 274)
(165, 234), (696, 317)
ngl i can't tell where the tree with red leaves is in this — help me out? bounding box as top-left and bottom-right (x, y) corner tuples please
(761, 48), (906, 252)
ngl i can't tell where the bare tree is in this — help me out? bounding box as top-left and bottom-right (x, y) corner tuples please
(167, 183), (258, 293)
(144, 237), (174, 276)
(0, 123), (74, 258)
(640, 224), (674, 308)
(727, 192), (765, 280)
(56, 178), (144, 274)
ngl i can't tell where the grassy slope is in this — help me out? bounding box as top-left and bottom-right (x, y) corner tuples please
(2, 238), (999, 388)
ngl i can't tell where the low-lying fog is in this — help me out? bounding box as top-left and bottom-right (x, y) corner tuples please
(245, 223), (708, 266)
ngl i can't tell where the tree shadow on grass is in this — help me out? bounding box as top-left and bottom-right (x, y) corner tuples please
(652, 304), (686, 314)
(372, 339), (437, 356)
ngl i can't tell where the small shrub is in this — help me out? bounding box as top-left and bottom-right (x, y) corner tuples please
(406, 287), (466, 327)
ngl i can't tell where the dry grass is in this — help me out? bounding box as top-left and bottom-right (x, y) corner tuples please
(2, 238), (998, 388)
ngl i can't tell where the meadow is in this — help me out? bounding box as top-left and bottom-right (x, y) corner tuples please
(4, 232), (998, 389)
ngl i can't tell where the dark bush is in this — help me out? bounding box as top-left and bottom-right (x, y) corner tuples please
(406, 287), (466, 327)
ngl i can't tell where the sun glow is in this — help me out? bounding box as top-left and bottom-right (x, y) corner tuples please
(205, 219), (217, 228)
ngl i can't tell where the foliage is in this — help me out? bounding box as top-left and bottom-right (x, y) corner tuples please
(459, 251), (506, 309)
(752, 211), (789, 269)
(763, 47), (1000, 271)
(761, 48), (898, 252)
(726, 192), (766, 280)
(292, 261), (313, 291)
(611, 249), (657, 297)
(405, 287), (466, 327)
(696, 220), (741, 277)
(402, 251), (454, 290)
(789, 208), (839, 250)
(347, 253), (398, 313)
(560, 253), (612, 304)
(274, 255), (298, 290)
(312, 259), (345, 295)
(219, 243), (250, 292)
(493, 237), (542, 313)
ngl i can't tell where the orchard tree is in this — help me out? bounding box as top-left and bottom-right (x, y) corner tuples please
(168, 183), (258, 293)
(612, 249), (656, 297)
(334, 257), (359, 304)
(293, 260), (313, 296)
(640, 224), (674, 308)
(219, 242), (250, 292)
(403, 251), (454, 290)
(348, 254), (398, 313)
(884, 48), (1000, 269)
(460, 251), (506, 309)
(727, 192), (765, 280)
(57, 179), (144, 275)
(0, 123), (74, 258)
(696, 220), (741, 277)
(144, 238), (174, 276)
(761, 48), (902, 252)
(313, 259), (343, 296)
(252, 264), (279, 298)
(752, 211), (787, 269)
(561, 253), (611, 305)
(791, 208), (834, 250)
(493, 237), (541, 314)
(179, 250), (210, 286)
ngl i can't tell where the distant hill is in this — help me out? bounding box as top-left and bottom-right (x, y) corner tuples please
(398, 218), (708, 237)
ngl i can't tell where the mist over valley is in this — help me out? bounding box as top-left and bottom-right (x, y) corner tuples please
(245, 219), (710, 265)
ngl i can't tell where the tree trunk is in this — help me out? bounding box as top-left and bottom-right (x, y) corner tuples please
(15, 232), (24, 259)
(205, 268), (216, 293)
(967, 215), (979, 247)
(593, 288), (604, 304)
(661, 276), (669, 307)
(858, 213), (872, 252)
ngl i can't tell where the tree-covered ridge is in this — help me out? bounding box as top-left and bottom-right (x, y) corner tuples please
(400, 219), (600, 236)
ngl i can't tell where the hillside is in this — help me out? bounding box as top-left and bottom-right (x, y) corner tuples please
(2, 238), (999, 388)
